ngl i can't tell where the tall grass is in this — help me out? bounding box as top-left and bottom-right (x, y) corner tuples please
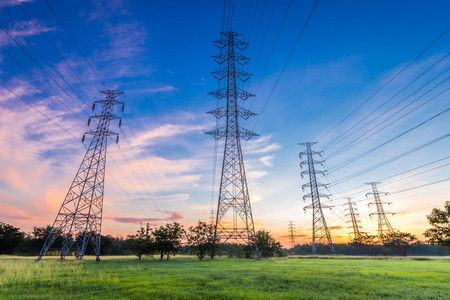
(0, 255), (449, 299)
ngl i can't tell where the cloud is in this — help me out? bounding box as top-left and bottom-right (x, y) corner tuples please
(328, 226), (344, 230)
(245, 135), (281, 154)
(0, 214), (31, 220)
(133, 123), (205, 146)
(260, 155), (274, 167)
(146, 86), (178, 93)
(95, 21), (153, 78)
(0, 20), (54, 47)
(110, 211), (184, 224)
(0, 0), (34, 9)
(88, 0), (129, 21)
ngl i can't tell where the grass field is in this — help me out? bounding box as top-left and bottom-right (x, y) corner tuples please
(0, 255), (449, 299)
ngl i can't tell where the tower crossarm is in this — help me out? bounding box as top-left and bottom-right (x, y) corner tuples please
(211, 67), (252, 82)
(212, 52), (250, 65)
(301, 169), (326, 178)
(303, 192), (331, 201)
(302, 182), (328, 191)
(299, 159), (324, 168)
(208, 87), (255, 100)
(206, 106), (257, 120)
(205, 126), (259, 140)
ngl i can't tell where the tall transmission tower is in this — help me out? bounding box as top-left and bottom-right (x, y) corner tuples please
(344, 197), (362, 239)
(36, 90), (124, 263)
(366, 182), (395, 236)
(288, 221), (296, 248)
(299, 142), (335, 254)
(206, 31), (259, 258)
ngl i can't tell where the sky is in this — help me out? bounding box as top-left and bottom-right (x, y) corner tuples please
(0, 0), (449, 248)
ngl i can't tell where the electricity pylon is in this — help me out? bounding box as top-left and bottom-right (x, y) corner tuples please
(299, 142), (335, 254)
(366, 182), (395, 236)
(288, 221), (296, 248)
(36, 90), (124, 263)
(206, 31), (259, 258)
(344, 197), (362, 239)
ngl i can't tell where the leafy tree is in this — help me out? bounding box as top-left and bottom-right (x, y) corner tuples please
(186, 221), (218, 260)
(128, 223), (155, 260)
(350, 234), (380, 256)
(382, 231), (419, 256)
(0, 222), (25, 254)
(255, 229), (283, 258)
(153, 222), (185, 260)
(424, 201), (450, 253)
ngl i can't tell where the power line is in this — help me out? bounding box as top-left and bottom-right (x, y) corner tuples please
(13, 0), (99, 100)
(0, 45), (87, 125)
(317, 26), (450, 142)
(0, 11), (91, 107)
(324, 53), (450, 151)
(251, 0), (320, 131)
(42, 0), (107, 88)
(328, 77), (450, 160)
(333, 132), (450, 185)
(0, 22), (91, 118)
(330, 99), (450, 172)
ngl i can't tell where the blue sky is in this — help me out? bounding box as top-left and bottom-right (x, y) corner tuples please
(0, 0), (449, 246)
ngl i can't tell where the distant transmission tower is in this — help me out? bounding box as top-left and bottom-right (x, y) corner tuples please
(288, 221), (296, 248)
(36, 90), (124, 263)
(344, 197), (362, 239)
(299, 142), (335, 254)
(366, 182), (395, 236)
(206, 31), (259, 258)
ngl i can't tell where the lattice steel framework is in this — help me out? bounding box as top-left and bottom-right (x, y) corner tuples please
(36, 90), (124, 263)
(206, 31), (259, 258)
(288, 221), (296, 248)
(344, 197), (362, 239)
(299, 142), (335, 254)
(366, 182), (395, 236)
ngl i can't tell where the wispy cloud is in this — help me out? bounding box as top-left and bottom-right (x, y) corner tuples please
(88, 0), (129, 21)
(0, 20), (54, 48)
(146, 86), (178, 93)
(109, 211), (184, 224)
(0, 0), (34, 9)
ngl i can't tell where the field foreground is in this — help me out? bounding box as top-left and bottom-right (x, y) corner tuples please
(0, 255), (449, 299)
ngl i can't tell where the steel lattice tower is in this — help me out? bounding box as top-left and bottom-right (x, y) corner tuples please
(366, 182), (395, 236)
(36, 90), (124, 263)
(344, 197), (362, 239)
(206, 31), (259, 258)
(299, 142), (335, 254)
(288, 221), (296, 248)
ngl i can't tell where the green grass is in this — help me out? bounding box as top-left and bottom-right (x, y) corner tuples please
(0, 255), (449, 299)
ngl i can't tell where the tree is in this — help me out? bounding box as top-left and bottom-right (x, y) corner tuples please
(128, 223), (155, 260)
(350, 234), (380, 256)
(186, 221), (218, 260)
(0, 222), (25, 254)
(255, 229), (283, 258)
(424, 201), (450, 253)
(153, 222), (185, 260)
(382, 231), (419, 256)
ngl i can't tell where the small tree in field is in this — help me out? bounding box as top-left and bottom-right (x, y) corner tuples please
(255, 229), (283, 258)
(129, 223), (154, 260)
(350, 234), (379, 256)
(153, 222), (185, 260)
(382, 231), (419, 256)
(186, 221), (218, 260)
(424, 201), (450, 253)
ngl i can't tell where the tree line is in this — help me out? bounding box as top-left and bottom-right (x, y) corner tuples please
(1, 202), (448, 258)
(0, 221), (283, 260)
